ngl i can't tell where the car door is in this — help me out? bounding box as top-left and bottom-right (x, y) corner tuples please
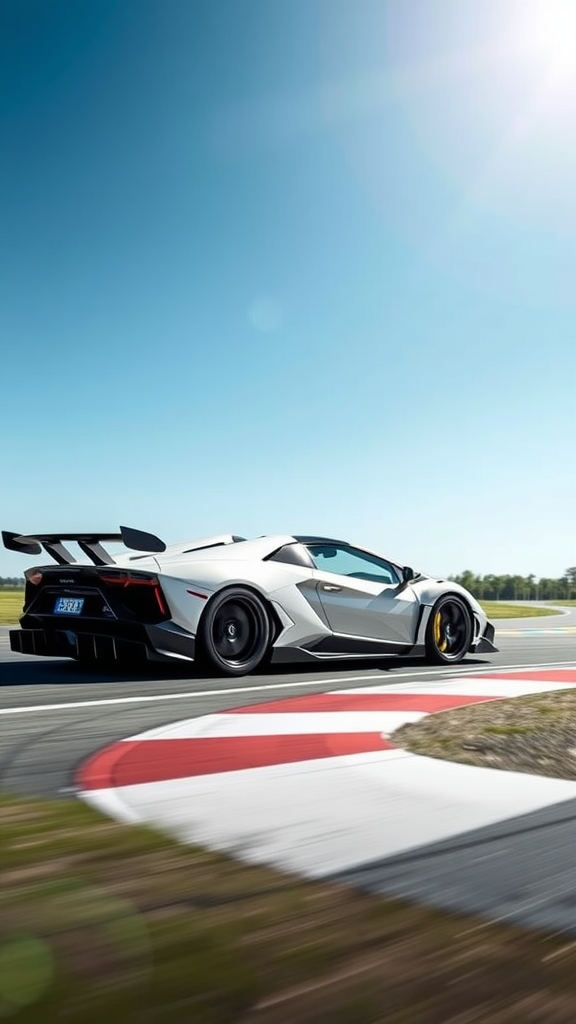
(305, 543), (420, 645)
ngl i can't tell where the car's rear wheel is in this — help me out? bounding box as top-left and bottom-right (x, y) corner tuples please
(197, 587), (272, 676)
(425, 596), (472, 664)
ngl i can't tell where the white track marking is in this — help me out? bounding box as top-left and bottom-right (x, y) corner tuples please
(78, 662), (576, 877)
(127, 710), (427, 740)
(339, 680), (576, 698)
(124, 674), (576, 740)
(83, 754), (576, 877)
(2, 660), (575, 715)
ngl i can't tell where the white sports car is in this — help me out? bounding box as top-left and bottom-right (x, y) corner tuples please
(3, 527), (497, 676)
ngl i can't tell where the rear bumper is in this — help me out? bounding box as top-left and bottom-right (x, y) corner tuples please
(9, 622), (196, 664)
(472, 620), (498, 654)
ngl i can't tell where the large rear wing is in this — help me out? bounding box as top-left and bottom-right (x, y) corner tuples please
(2, 526), (166, 566)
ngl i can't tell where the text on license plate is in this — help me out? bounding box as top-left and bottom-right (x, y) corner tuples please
(54, 597), (84, 615)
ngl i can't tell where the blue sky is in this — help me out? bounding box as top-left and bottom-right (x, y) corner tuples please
(1, 0), (575, 579)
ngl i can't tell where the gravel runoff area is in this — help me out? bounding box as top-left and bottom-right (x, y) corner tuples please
(393, 689), (576, 782)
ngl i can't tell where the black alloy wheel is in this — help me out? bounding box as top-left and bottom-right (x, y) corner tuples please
(198, 587), (272, 676)
(425, 595), (473, 664)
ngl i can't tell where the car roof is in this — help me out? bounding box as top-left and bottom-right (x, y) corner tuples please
(155, 534), (352, 564)
(292, 535), (349, 546)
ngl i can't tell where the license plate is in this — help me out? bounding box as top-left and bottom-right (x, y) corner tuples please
(54, 597), (85, 615)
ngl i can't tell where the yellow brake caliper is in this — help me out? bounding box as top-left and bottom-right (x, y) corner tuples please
(434, 611), (448, 652)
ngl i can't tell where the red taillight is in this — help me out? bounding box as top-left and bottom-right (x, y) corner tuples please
(98, 572), (169, 617)
(99, 572), (129, 585)
(25, 569), (43, 586)
(99, 573), (158, 587)
(154, 586), (168, 615)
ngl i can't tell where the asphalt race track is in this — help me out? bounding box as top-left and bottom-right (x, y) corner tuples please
(1, 606), (576, 932)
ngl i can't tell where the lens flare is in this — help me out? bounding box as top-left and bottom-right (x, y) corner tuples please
(520, 0), (576, 84)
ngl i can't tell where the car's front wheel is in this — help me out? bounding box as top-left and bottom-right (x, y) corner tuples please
(197, 587), (272, 676)
(425, 595), (472, 664)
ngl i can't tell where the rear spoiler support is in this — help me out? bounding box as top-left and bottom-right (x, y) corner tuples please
(2, 526), (166, 566)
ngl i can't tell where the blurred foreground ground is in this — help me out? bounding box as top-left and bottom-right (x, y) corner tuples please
(2, 794), (576, 1024)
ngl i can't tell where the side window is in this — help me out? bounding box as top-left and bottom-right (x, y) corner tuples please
(306, 545), (400, 585)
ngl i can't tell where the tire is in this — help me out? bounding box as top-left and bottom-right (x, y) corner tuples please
(197, 587), (272, 676)
(425, 595), (473, 664)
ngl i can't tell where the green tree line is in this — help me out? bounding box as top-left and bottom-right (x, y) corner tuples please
(448, 567), (576, 601)
(1, 569), (575, 600)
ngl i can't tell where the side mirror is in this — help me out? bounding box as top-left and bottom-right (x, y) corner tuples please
(402, 566), (414, 583)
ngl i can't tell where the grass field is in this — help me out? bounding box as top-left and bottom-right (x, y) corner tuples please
(2, 793), (576, 1023)
(479, 601), (560, 618)
(0, 589), (24, 625)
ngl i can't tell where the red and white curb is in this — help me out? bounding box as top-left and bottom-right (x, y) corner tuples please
(77, 667), (576, 878)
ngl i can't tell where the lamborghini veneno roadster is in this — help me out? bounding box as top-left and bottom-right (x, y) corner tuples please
(3, 526), (497, 676)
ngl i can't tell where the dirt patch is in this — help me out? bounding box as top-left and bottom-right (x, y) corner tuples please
(393, 689), (576, 781)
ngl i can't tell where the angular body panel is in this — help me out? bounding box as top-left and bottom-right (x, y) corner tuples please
(313, 573), (419, 643)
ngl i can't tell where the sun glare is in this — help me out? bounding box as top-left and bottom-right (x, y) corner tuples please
(520, 0), (576, 83)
